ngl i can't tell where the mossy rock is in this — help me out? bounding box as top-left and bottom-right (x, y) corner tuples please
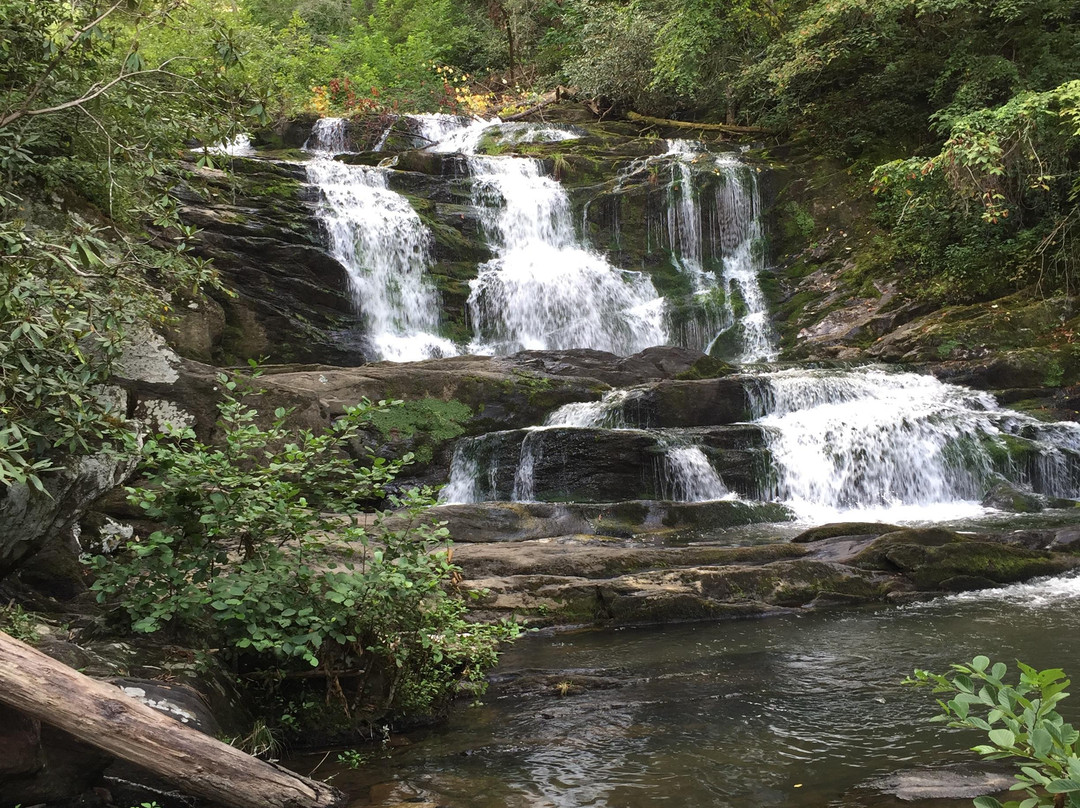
(792, 522), (902, 543)
(852, 528), (1076, 591)
(674, 354), (738, 380)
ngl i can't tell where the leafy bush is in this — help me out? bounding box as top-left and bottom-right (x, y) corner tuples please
(90, 369), (518, 719)
(906, 656), (1080, 808)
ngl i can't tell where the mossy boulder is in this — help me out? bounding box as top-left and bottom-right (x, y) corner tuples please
(852, 527), (1077, 591)
(792, 522), (902, 543)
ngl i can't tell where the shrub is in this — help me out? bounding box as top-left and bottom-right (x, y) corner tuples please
(906, 656), (1080, 808)
(89, 367), (518, 720)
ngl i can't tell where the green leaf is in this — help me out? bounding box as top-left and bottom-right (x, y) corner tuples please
(989, 729), (1016, 748)
(1032, 727), (1054, 758)
(1046, 779), (1080, 794)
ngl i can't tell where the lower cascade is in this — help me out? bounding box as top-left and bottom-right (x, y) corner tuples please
(752, 367), (1080, 520)
(444, 365), (1080, 520)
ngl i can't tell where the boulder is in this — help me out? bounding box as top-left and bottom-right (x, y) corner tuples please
(851, 527), (1077, 591)
(429, 499), (793, 544)
(982, 480), (1044, 513)
(0, 454), (136, 582)
(449, 424), (767, 503)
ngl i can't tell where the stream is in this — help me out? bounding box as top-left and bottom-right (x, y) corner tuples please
(296, 572), (1080, 807)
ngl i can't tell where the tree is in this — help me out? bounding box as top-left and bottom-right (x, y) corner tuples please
(0, 0), (267, 488)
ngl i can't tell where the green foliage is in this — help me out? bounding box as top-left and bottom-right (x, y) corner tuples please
(751, 0), (1080, 156)
(871, 80), (1080, 300)
(89, 369), (517, 718)
(0, 601), (40, 644)
(906, 656), (1080, 808)
(0, 0), (261, 488)
(336, 748), (368, 769)
(562, 1), (664, 112)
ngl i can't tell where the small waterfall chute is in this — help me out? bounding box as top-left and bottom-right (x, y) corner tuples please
(406, 115), (671, 356)
(661, 444), (733, 502)
(305, 118), (457, 361)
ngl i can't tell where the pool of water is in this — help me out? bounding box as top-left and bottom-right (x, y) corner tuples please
(297, 572), (1080, 807)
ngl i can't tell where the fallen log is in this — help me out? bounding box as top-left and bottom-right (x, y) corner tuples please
(625, 110), (773, 135)
(499, 87), (564, 121)
(0, 630), (346, 808)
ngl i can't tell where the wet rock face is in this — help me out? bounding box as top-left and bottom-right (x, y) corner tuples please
(174, 158), (367, 366)
(452, 424), (767, 503)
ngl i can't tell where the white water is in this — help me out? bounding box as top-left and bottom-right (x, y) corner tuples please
(305, 119), (456, 361)
(711, 153), (777, 363)
(545, 390), (635, 429)
(662, 445), (732, 502)
(752, 367), (1080, 522)
(931, 570), (1080, 607)
(404, 114), (671, 355)
(606, 140), (778, 361)
(208, 133), (255, 157)
(665, 142), (776, 362)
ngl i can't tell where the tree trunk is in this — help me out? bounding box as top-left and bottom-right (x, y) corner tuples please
(0, 631), (345, 808)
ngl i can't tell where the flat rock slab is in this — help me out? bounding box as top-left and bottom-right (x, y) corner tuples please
(430, 499), (793, 543)
(870, 767), (1015, 801)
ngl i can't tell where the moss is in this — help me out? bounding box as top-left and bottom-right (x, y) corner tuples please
(674, 354), (738, 380)
(367, 398), (473, 465)
(853, 528), (1076, 590)
(791, 521), (901, 543)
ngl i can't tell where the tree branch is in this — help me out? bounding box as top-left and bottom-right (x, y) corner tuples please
(1, 59), (187, 128)
(20, 1), (128, 115)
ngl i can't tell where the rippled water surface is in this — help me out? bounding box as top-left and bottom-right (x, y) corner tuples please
(298, 574), (1080, 807)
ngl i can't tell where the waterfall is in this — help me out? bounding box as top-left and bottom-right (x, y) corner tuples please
(464, 153), (667, 354)
(545, 390), (635, 429)
(410, 115), (670, 355)
(603, 140), (777, 361)
(512, 430), (542, 501)
(664, 142), (777, 362)
(711, 154), (776, 363)
(752, 367), (1080, 521)
(208, 134), (254, 157)
(305, 118), (456, 361)
(442, 447), (482, 505)
(661, 445), (732, 502)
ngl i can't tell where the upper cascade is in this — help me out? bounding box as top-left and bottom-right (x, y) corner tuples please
(411, 113), (670, 355)
(300, 114), (780, 361)
(304, 118), (456, 362)
(614, 139), (778, 361)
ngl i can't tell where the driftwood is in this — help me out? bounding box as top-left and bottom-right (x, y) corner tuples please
(626, 110), (772, 135)
(0, 631), (346, 808)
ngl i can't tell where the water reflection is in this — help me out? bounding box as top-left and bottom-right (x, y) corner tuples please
(297, 577), (1080, 807)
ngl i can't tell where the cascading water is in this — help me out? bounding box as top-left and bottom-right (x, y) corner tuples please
(751, 366), (1080, 521)
(406, 114), (670, 355)
(297, 115), (1080, 523)
(465, 154), (668, 354)
(664, 141), (776, 362)
(604, 140), (778, 361)
(305, 118), (456, 361)
(661, 445), (732, 502)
